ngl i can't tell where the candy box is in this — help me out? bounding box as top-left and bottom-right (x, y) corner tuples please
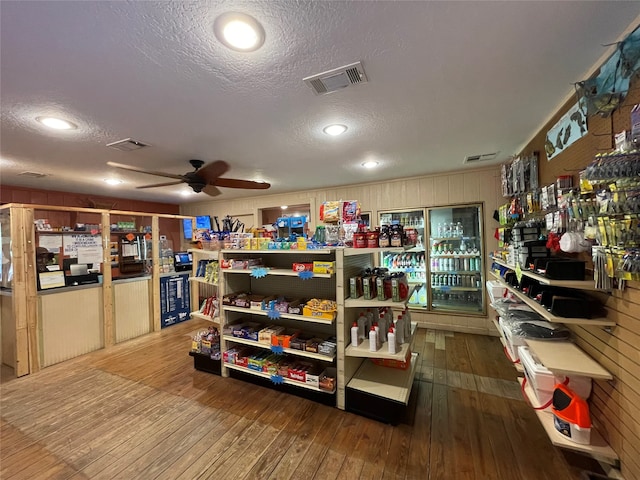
(234, 294), (251, 308)
(258, 325), (285, 344)
(319, 367), (337, 392)
(313, 261), (335, 274)
(371, 349), (412, 370)
(304, 338), (323, 354)
(271, 330), (300, 348)
(289, 335), (311, 351)
(293, 263), (313, 272)
(318, 339), (337, 356)
(305, 365), (323, 389)
(248, 294), (266, 310)
(287, 299), (305, 315)
(302, 306), (336, 321)
(261, 296), (278, 311)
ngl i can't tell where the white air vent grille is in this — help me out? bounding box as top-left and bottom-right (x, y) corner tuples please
(464, 152), (499, 164)
(303, 61), (368, 95)
(19, 171), (48, 178)
(106, 138), (150, 152)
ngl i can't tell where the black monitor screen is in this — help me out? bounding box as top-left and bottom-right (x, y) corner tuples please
(174, 252), (192, 265)
(183, 219), (193, 240)
(195, 215), (212, 230)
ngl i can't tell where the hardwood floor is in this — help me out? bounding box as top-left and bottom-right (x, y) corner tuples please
(0, 319), (605, 479)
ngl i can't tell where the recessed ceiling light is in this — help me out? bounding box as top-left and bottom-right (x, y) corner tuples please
(281, 205), (288, 210)
(323, 124), (348, 136)
(103, 178), (122, 185)
(36, 116), (77, 130)
(362, 161), (379, 169)
(214, 12), (265, 52)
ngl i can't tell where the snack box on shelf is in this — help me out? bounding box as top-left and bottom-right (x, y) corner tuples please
(313, 261), (335, 274)
(518, 346), (591, 409)
(293, 263), (313, 272)
(319, 338), (337, 356)
(258, 325), (285, 344)
(271, 330), (300, 348)
(319, 367), (337, 392)
(302, 306), (337, 321)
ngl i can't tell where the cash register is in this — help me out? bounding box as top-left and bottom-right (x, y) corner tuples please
(65, 263), (101, 286)
(174, 252), (193, 272)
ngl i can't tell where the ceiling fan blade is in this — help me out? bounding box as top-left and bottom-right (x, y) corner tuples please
(136, 181), (184, 189)
(214, 178), (271, 190)
(197, 160), (229, 183)
(202, 184), (222, 196)
(107, 161), (184, 180)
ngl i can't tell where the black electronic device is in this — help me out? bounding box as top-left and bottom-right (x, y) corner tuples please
(174, 252), (193, 272)
(65, 272), (100, 286)
(534, 258), (586, 280)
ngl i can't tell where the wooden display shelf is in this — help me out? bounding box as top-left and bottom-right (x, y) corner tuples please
(491, 258), (600, 291)
(524, 339), (612, 380)
(492, 318), (524, 373)
(347, 352), (419, 404)
(190, 311), (219, 324)
(222, 268), (333, 278)
(189, 277), (217, 286)
(487, 272), (614, 327)
(518, 378), (618, 462)
(222, 335), (335, 362)
(345, 322), (416, 359)
(224, 363), (336, 394)
(223, 305), (335, 325)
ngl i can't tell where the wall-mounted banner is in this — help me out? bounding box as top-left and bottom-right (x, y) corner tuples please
(545, 100), (588, 161)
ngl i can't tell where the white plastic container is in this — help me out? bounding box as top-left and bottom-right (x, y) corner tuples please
(518, 346), (592, 410)
(387, 328), (396, 354)
(369, 326), (378, 352)
(485, 280), (506, 304)
(499, 317), (528, 362)
(351, 322), (359, 348)
(553, 413), (592, 445)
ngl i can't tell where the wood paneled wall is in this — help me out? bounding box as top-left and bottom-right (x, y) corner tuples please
(520, 72), (640, 477)
(181, 165), (504, 334)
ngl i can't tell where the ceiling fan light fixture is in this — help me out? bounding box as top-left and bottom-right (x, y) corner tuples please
(36, 116), (77, 130)
(214, 12), (265, 52)
(281, 205), (288, 210)
(103, 178), (122, 185)
(323, 124), (348, 136)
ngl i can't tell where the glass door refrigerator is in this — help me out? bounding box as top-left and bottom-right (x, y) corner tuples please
(378, 208), (428, 309)
(426, 203), (486, 315)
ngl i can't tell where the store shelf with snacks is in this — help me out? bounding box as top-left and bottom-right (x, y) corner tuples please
(518, 378), (618, 462)
(222, 335), (335, 362)
(218, 248), (339, 407)
(223, 304), (335, 325)
(224, 363), (336, 394)
(491, 257), (600, 291)
(345, 322), (416, 359)
(487, 272), (614, 327)
(221, 268), (333, 279)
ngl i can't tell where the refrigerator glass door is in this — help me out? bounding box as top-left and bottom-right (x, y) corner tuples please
(378, 208), (427, 309)
(427, 204), (485, 315)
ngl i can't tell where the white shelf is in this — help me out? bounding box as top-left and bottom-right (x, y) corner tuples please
(487, 272), (614, 327)
(223, 305), (335, 325)
(343, 247), (407, 257)
(223, 335), (335, 362)
(431, 286), (481, 292)
(345, 323), (417, 359)
(189, 277), (217, 286)
(524, 339), (612, 380)
(222, 268), (333, 278)
(347, 353), (418, 404)
(190, 312), (219, 325)
(518, 378), (618, 462)
(224, 363), (336, 394)
(221, 248), (333, 255)
(491, 258), (601, 291)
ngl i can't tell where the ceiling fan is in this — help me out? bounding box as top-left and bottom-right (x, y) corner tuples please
(106, 159), (270, 197)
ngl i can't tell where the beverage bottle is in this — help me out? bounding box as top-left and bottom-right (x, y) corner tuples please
(388, 328), (397, 354)
(369, 326), (378, 352)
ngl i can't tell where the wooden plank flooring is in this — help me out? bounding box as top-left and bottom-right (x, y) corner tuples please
(0, 319), (606, 479)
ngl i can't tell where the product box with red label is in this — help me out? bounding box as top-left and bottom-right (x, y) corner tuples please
(293, 263), (313, 272)
(371, 348), (412, 370)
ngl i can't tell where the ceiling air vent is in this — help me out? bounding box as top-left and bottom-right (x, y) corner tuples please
(19, 171), (49, 178)
(303, 61), (368, 95)
(106, 138), (150, 152)
(464, 152), (499, 164)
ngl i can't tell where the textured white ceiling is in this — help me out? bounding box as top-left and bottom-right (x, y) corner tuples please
(1, 1), (639, 204)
